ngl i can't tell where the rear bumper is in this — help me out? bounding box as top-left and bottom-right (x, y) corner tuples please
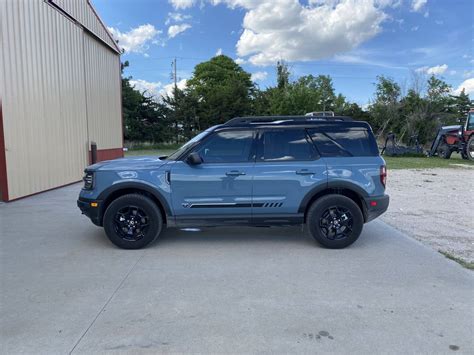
(77, 197), (102, 226)
(364, 194), (389, 222)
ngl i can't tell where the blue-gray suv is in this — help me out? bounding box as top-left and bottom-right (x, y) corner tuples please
(78, 115), (389, 249)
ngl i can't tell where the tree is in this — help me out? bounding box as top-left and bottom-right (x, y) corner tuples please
(451, 89), (471, 117)
(368, 76), (402, 137)
(121, 61), (172, 143)
(163, 87), (199, 142)
(276, 61), (290, 89)
(187, 55), (254, 128)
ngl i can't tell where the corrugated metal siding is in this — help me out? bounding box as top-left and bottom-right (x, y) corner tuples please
(84, 33), (122, 150)
(50, 0), (119, 52)
(0, 0), (121, 200)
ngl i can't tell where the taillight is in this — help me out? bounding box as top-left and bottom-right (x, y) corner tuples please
(380, 165), (387, 188)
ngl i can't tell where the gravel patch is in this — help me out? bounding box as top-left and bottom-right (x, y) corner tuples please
(381, 167), (474, 264)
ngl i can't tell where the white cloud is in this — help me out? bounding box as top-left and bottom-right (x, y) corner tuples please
(130, 78), (188, 100)
(162, 79), (188, 98)
(453, 78), (474, 95)
(463, 70), (474, 78)
(416, 64), (448, 75)
(166, 12), (192, 25)
(168, 23), (192, 38)
(220, 0), (391, 66)
(411, 26), (419, 31)
(215, 48), (223, 56)
(235, 57), (246, 65)
(108, 24), (161, 53)
(168, 0), (399, 66)
(169, 0), (196, 9)
(411, 0), (427, 12)
(130, 79), (163, 98)
(251, 71), (268, 81)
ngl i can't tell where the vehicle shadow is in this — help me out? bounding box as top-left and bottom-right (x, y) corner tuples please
(155, 226), (317, 248)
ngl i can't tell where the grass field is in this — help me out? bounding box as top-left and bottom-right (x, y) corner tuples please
(125, 149), (474, 170)
(383, 153), (474, 169)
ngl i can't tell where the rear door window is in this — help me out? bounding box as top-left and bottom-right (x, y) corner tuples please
(308, 128), (378, 157)
(260, 129), (317, 161)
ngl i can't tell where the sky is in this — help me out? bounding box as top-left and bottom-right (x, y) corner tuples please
(93, 0), (474, 106)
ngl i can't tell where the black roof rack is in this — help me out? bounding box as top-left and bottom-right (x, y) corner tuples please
(224, 115), (354, 126)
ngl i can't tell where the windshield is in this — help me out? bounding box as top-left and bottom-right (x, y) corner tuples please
(468, 112), (474, 130)
(165, 129), (212, 160)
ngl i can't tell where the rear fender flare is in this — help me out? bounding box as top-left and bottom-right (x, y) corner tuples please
(298, 181), (369, 215)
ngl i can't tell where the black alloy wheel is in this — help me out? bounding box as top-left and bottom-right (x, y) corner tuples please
(319, 206), (353, 240)
(103, 194), (163, 249)
(306, 194), (363, 249)
(114, 205), (149, 242)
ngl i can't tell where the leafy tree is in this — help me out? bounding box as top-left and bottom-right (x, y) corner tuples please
(368, 76), (402, 137)
(187, 55), (254, 128)
(121, 61), (172, 143)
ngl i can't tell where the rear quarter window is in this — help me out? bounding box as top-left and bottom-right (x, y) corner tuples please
(308, 128), (378, 157)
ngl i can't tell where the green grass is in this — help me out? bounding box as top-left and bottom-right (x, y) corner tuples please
(384, 153), (474, 170)
(439, 251), (474, 270)
(125, 149), (177, 157)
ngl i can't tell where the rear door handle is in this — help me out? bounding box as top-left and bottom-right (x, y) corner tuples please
(226, 170), (246, 176)
(296, 169), (314, 175)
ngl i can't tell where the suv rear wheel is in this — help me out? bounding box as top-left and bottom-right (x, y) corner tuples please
(306, 194), (363, 249)
(103, 194), (163, 249)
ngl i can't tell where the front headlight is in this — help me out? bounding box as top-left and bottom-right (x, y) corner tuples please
(83, 171), (94, 190)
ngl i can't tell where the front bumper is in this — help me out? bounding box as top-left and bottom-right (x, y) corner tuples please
(77, 197), (103, 226)
(364, 194), (390, 222)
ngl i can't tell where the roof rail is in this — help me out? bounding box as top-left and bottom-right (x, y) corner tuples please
(224, 115), (353, 126)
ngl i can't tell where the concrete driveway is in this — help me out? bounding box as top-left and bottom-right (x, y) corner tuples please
(1, 184), (473, 354)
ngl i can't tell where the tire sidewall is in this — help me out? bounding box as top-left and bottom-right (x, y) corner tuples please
(103, 194), (162, 249)
(437, 142), (451, 159)
(307, 195), (364, 249)
(467, 136), (474, 161)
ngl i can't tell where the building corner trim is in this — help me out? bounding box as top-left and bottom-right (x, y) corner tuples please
(0, 101), (10, 201)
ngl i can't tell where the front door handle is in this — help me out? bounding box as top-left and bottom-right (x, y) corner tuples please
(296, 169), (314, 175)
(226, 170), (246, 176)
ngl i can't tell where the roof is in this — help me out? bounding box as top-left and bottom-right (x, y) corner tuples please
(48, 0), (121, 54)
(222, 115), (371, 129)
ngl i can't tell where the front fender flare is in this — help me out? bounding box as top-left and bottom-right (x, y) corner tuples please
(98, 180), (173, 217)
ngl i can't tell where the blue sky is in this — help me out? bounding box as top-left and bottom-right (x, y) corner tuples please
(93, 0), (474, 106)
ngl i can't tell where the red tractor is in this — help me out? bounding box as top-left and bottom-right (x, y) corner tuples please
(429, 108), (474, 161)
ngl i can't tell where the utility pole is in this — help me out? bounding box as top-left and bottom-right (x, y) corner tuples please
(171, 57), (179, 144)
(171, 57), (177, 91)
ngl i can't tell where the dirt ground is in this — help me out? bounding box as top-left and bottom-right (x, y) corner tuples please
(381, 167), (474, 264)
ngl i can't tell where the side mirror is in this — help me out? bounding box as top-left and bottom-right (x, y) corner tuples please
(186, 152), (202, 165)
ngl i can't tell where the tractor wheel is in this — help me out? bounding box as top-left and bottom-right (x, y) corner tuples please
(437, 142), (452, 159)
(467, 136), (474, 161)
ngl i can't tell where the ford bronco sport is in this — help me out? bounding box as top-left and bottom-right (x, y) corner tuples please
(78, 115), (389, 249)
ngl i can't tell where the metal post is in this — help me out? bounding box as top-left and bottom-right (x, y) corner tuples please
(91, 141), (97, 164)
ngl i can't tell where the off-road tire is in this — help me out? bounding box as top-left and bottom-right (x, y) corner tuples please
(467, 136), (474, 161)
(437, 142), (452, 159)
(103, 194), (163, 249)
(306, 194), (364, 249)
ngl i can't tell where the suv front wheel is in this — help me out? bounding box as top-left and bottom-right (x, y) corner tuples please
(306, 194), (363, 249)
(103, 194), (163, 249)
